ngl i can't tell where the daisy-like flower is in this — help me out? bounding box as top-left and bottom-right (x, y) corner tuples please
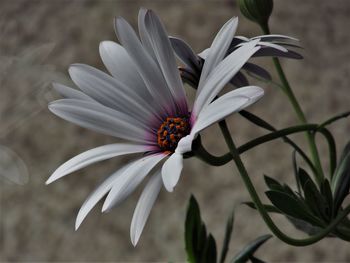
(46, 9), (264, 245)
(170, 32), (302, 87)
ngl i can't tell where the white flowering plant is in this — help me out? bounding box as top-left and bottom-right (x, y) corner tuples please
(42, 1), (350, 262)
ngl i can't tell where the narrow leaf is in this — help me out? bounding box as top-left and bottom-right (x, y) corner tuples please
(266, 190), (320, 225)
(219, 210), (234, 263)
(263, 175), (284, 191)
(333, 142), (350, 212)
(185, 195), (202, 263)
(231, 235), (272, 263)
(292, 151), (302, 194)
(203, 234), (217, 263)
(243, 202), (281, 214)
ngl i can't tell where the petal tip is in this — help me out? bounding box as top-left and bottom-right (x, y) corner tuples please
(75, 220), (81, 231)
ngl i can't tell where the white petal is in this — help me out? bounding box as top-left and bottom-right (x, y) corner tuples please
(169, 37), (200, 68)
(138, 8), (157, 60)
(115, 17), (176, 116)
(102, 153), (166, 212)
(144, 10), (188, 114)
(197, 17), (238, 92)
(75, 162), (133, 230)
(236, 41), (288, 52)
(198, 48), (209, 60)
(192, 86), (264, 134)
(243, 63), (271, 80)
(251, 34), (299, 42)
(193, 40), (260, 117)
(52, 83), (95, 101)
(46, 143), (150, 184)
(69, 64), (161, 123)
(99, 41), (151, 99)
(234, 36), (250, 41)
(161, 153), (183, 192)
(49, 99), (155, 144)
(130, 171), (162, 246)
(258, 41), (288, 52)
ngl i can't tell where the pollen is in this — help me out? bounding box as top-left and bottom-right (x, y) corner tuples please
(157, 116), (191, 152)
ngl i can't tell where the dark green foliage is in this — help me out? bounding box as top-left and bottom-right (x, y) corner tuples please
(185, 195), (217, 263)
(231, 235), (271, 263)
(185, 196), (270, 263)
(237, 0), (273, 26)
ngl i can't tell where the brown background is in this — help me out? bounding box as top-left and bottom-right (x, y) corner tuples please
(1, 0), (350, 262)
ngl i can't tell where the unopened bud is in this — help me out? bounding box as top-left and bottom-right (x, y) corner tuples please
(238, 0), (273, 27)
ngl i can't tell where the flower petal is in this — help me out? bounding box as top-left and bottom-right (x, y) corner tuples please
(49, 99), (155, 144)
(138, 8), (157, 60)
(46, 143), (150, 184)
(193, 40), (260, 117)
(144, 10), (188, 114)
(102, 153), (166, 212)
(251, 34), (299, 42)
(99, 41), (151, 99)
(242, 63), (271, 80)
(255, 41), (288, 52)
(52, 83), (95, 101)
(115, 17), (176, 116)
(192, 86), (264, 134)
(197, 17), (238, 92)
(130, 170), (162, 246)
(75, 162), (134, 230)
(169, 36), (200, 69)
(254, 48), (303, 59)
(161, 152), (184, 192)
(198, 48), (209, 60)
(69, 64), (161, 123)
(230, 71), (249, 87)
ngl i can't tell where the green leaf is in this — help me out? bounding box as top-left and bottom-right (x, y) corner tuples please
(320, 179), (333, 217)
(185, 195), (217, 263)
(298, 168), (315, 192)
(292, 151), (302, 194)
(250, 256), (266, 263)
(203, 234), (217, 263)
(286, 216), (324, 236)
(263, 175), (284, 191)
(265, 190), (320, 225)
(231, 234), (272, 263)
(333, 142), (350, 212)
(297, 168), (328, 219)
(219, 210), (234, 263)
(185, 195), (202, 263)
(303, 180), (330, 222)
(243, 202), (281, 214)
(332, 141), (350, 190)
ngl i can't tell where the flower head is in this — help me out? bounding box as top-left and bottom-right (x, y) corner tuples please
(170, 29), (302, 87)
(238, 0), (274, 26)
(47, 9), (263, 245)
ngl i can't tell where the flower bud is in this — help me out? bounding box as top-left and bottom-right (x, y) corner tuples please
(238, 0), (273, 27)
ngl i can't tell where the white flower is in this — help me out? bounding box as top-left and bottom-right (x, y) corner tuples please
(170, 33), (302, 87)
(46, 8), (264, 246)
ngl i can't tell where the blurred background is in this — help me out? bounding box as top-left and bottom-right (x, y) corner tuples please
(1, 0), (350, 261)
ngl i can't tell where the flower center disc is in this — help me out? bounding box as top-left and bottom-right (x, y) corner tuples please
(157, 116), (191, 152)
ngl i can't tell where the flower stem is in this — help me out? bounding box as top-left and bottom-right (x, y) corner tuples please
(194, 123), (326, 177)
(260, 24), (324, 184)
(219, 120), (350, 246)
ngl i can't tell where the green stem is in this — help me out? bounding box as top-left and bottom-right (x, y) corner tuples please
(316, 127), (337, 177)
(319, 111), (350, 128)
(239, 110), (317, 175)
(195, 124), (319, 168)
(219, 120), (350, 246)
(260, 24), (324, 184)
